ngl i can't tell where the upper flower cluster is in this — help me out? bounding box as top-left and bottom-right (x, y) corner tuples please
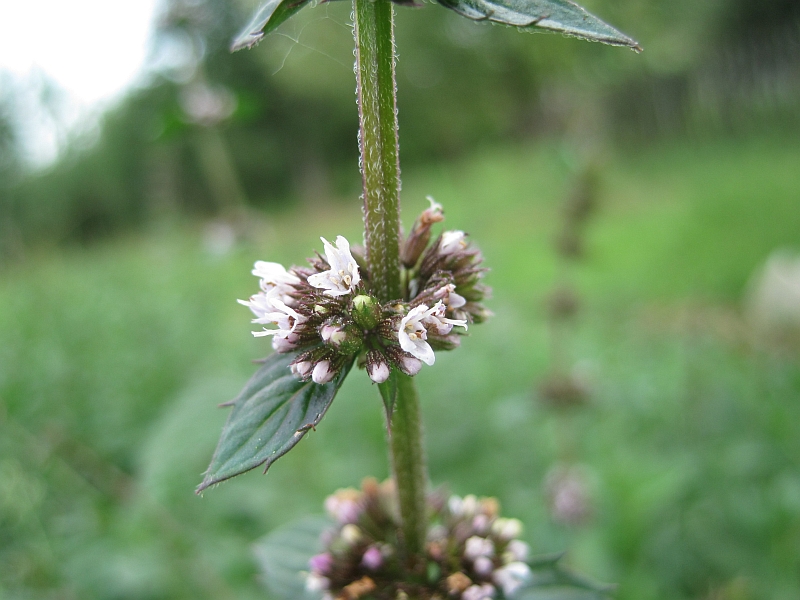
(239, 199), (490, 384)
(307, 479), (532, 600)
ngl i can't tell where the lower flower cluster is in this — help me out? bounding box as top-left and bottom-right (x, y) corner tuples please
(306, 479), (532, 600)
(239, 199), (490, 384)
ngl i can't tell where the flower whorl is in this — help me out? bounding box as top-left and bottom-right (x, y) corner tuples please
(239, 199), (489, 383)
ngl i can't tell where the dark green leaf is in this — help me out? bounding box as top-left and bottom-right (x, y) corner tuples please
(230, 0), (313, 52)
(253, 516), (333, 600)
(514, 553), (615, 600)
(377, 369), (399, 424)
(435, 0), (641, 51)
(196, 352), (352, 492)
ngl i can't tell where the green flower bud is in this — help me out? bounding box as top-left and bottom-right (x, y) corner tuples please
(351, 295), (382, 330)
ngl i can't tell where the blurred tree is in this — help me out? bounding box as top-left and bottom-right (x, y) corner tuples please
(3, 0), (798, 254)
(0, 79), (24, 261)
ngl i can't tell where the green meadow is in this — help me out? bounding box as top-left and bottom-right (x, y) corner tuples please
(2, 134), (799, 599)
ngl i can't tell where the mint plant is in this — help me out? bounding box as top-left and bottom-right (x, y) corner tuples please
(199, 1), (638, 598)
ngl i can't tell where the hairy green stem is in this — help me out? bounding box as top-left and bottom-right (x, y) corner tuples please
(389, 373), (428, 563)
(353, 0), (428, 565)
(354, 0), (401, 303)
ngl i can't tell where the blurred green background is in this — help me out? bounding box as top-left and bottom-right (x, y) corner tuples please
(2, 0), (800, 598)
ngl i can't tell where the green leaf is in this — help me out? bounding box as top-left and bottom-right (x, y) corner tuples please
(435, 0), (641, 51)
(253, 516), (333, 600)
(514, 553), (616, 600)
(230, 0), (313, 52)
(196, 352), (352, 492)
(377, 369), (399, 424)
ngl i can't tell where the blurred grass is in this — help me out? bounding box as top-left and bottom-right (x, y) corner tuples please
(1, 133), (800, 599)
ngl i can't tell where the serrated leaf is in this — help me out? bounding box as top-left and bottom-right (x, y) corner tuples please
(435, 0), (641, 51)
(196, 351), (352, 492)
(377, 369), (399, 424)
(231, 0), (313, 51)
(253, 516), (333, 600)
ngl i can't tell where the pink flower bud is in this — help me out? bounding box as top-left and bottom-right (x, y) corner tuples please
(401, 197), (444, 268)
(361, 545), (383, 570)
(506, 540), (529, 562)
(474, 556), (494, 577)
(272, 336), (297, 353)
(309, 552), (334, 574)
(465, 536), (494, 560)
(324, 490), (363, 524)
(291, 360), (313, 378)
(367, 360), (391, 384)
(462, 583), (495, 600)
(399, 355), (423, 376)
(492, 562), (531, 597)
(312, 360), (335, 384)
(319, 323), (343, 344)
(472, 514), (490, 535)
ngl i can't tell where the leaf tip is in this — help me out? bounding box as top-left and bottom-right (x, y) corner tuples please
(195, 476), (213, 494)
(230, 33), (264, 53)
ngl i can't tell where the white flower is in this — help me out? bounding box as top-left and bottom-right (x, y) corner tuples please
(238, 290), (307, 338)
(252, 261), (300, 305)
(462, 583), (496, 600)
(307, 236), (361, 297)
(440, 230), (467, 254)
(422, 300), (468, 335)
(398, 304), (436, 365)
(423, 195), (443, 219)
(252, 260), (300, 288)
(433, 283), (467, 310)
(465, 536), (495, 560)
(398, 301), (467, 366)
(492, 562), (531, 598)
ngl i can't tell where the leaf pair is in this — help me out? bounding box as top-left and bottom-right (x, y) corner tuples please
(231, 0), (640, 53)
(196, 351), (352, 493)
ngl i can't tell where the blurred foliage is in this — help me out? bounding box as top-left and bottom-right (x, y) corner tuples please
(0, 0), (799, 254)
(1, 134), (799, 599)
(0, 1), (799, 598)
